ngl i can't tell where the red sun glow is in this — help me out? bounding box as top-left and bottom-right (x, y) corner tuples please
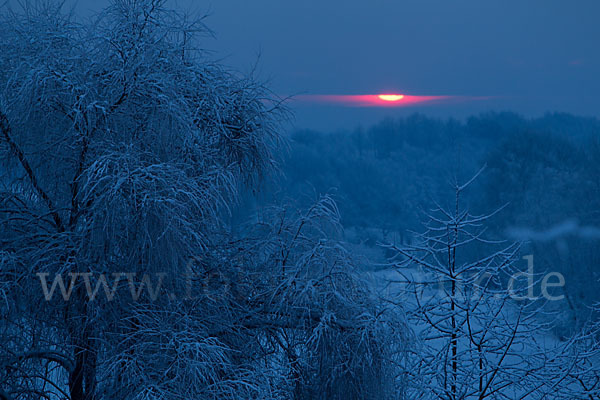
(296, 94), (453, 107)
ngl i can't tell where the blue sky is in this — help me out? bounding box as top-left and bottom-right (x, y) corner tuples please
(69, 0), (600, 130)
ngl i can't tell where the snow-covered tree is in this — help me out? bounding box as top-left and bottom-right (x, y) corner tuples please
(233, 196), (407, 399)
(0, 1), (405, 399)
(384, 170), (600, 400)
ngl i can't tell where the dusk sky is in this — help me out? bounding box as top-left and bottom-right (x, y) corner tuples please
(72, 0), (600, 130)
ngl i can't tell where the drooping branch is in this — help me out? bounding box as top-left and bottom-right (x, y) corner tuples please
(15, 350), (74, 374)
(0, 112), (65, 232)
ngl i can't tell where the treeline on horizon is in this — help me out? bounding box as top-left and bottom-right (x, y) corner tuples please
(273, 111), (600, 329)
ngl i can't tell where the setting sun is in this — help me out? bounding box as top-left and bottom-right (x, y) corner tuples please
(378, 94), (404, 101)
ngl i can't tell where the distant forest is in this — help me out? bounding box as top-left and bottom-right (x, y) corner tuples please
(269, 112), (600, 327)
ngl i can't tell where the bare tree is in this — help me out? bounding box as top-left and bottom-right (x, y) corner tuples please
(383, 170), (600, 400)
